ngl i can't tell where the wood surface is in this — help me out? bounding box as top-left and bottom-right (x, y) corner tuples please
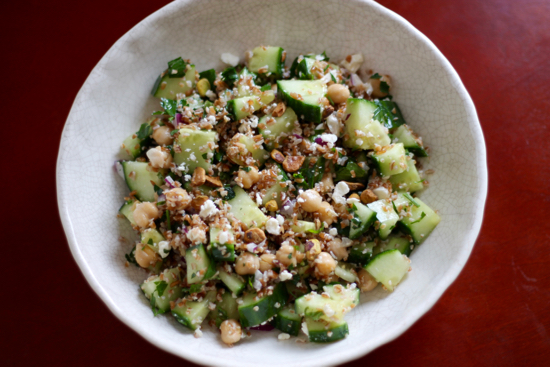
(2, 0), (549, 365)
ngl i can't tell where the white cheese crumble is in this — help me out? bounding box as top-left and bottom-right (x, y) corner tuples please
(200, 199), (219, 219)
(276, 214), (285, 226)
(340, 53), (364, 73)
(323, 303), (335, 317)
(329, 227), (338, 236)
(205, 89), (216, 101)
(301, 321), (309, 336)
(319, 133), (338, 148)
(279, 270), (293, 281)
(218, 230), (233, 244)
(187, 227), (206, 244)
(326, 113), (341, 136)
(158, 240), (171, 258)
(266, 217), (281, 235)
(221, 52), (239, 66)
(372, 186), (390, 199)
(278, 333), (291, 340)
(332, 181), (350, 204)
(194, 327), (203, 338)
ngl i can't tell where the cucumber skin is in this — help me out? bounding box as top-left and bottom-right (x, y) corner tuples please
(272, 310), (301, 336)
(276, 81), (323, 124)
(306, 318), (349, 343)
(210, 243), (235, 262)
(238, 282), (288, 328)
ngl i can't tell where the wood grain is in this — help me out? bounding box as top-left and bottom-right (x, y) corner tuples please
(1, 0), (549, 365)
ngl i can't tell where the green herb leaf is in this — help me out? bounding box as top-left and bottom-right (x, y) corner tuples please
(189, 284), (203, 294)
(170, 129), (179, 136)
(125, 247), (139, 267)
(379, 81), (390, 94)
(202, 153), (208, 160)
(166, 210), (171, 230)
(198, 68), (216, 87)
(410, 212), (426, 224)
(153, 184), (163, 196)
(136, 123), (153, 140)
(330, 72), (337, 83)
(404, 193), (421, 207)
(241, 166), (251, 172)
(373, 101), (405, 129)
(307, 223), (325, 234)
(320, 51), (330, 62)
(326, 94), (334, 106)
(370, 73), (382, 79)
(154, 280), (169, 297)
(335, 161), (367, 182)
(152, 111), (164, 115)
(160, 98), (177, 117)
(221, 67), (238, 88)
(260, 84), (272, 92)
(223, 185), (236, 201)
(167, 57), (188, 78)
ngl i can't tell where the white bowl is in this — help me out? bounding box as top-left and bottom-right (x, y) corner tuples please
(57, 0), (487, 365)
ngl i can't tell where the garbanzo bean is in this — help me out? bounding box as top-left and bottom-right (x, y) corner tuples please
(318, 202), (337, 225)
(146, 146), (172, 168)
(220, 319), (242, 345)
(327, 83), (350, 104)
(298, 189), (323, 212)
(133, 202), (159, 228)
(134, 243), (159, 268)
(235, 252), (260, 275)
(357, 268), (378, 292)
(259, 253), (276, 271)
(276, 244), (296, 267)
(314, 252), (337, 277)
(152, 126), (174, 146)
(237, 166), (260, 189)
(165, 188), (191, 210)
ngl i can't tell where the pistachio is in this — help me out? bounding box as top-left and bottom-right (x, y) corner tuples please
(197, 78), (211, 97)
(190, 195), (209, 210)
(270, 149), (285, 164)
(360, 189), (378, 204)
(272, 102), (286, 117)
(282, 155), (306, 173)
(342, 181), (365, 191)
(244, 228), (266, 244)
(204, 175), (223, 187)
(265, 200), (278, 212)
(191, 167), (206, 186)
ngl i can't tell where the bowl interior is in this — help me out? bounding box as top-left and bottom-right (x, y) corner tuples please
(57, 0), (487, 365)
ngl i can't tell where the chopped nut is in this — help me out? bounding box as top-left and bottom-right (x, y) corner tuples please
(283, 155), (306, 173)
(265, 200), (278, 212)
(342, 181), (365, 191)
(244, 228), (266, 244)
(191, 167), (206, 186)
(272, 102), (286, 117)
(271, 149), (285, 164)
(204, 175), (223, 187)
(361, 189), (378, 204)
(191, 195), (209, 210)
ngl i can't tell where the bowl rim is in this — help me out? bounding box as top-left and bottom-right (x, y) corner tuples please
(57, 0), (488, 365)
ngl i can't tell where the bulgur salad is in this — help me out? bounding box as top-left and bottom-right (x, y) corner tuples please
(117, 46), (440, 345)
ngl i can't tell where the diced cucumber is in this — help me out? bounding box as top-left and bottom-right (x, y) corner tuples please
(213, 291), (240, 327)
(185, 244), (216, 284)
(151, 64), (196, 100)
(227, 91), (275, 120)
(272, 306), (302, 336)
(335, 263), (358, 283)
(248, 46), (285, 78)
(397, 197), (440, 244)
(376, 236), (413, 257)
(290, 56), (316, 80)
(305, 317), (349, 343)
(121, 134), (142, 159)
(291, 220), (316, 234)
(172, 290), (216, 330)
(373, 100), (406, 130)
(277, 80), (327, 123)
(364, 249), (410, 291)
(173, 128), (217, 174)
(389, 159), (424, 193)
(372, 143), (407, 177)
(259, 107), (298, 150)
(118, 199), (139, 226)
(295, 284), (359, 321)
(121, 161), (164, 202)
(218, 269), (246, 295)
(228, 186), (267, 228)
(343, 98), (391, 150)
(348, 242), (375, 265)
(140, 228), (165, 248)
(229, 134), (269, 167)
(261, 165), (289, 207)
(367, 199), (399, 239)
(141, 268), (183, 314)
(238, 282), (288, 328)
(349, 202), (377, 239)
(393, 124), (428, 157)
(209, 226), (236, 262)
(285, 280), (310, 300)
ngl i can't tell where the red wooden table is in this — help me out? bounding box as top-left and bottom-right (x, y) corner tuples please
(3, 0), (549, 365)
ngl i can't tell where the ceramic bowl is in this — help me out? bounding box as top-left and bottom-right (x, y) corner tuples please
(57, 0), (487, 365)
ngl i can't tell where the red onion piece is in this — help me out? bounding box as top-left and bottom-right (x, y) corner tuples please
(345, 114), (351, 121)
(280, 199), (295, 216)
(175, 113), (182, 125)
(165, 176), (176, 188)
(315, 137), (328, 146)
(293, 134), (303, 140)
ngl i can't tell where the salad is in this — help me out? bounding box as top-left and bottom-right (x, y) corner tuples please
(117, 46), (440, 345)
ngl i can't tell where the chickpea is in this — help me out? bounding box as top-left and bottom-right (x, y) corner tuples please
(333, 202), (348, 216)
(235, 252), (260, 275)
(133, 202), (159, 228)
(220, 319), (242, 345)
(318, 202), (337, 226)
(146, 146), (172, 168)
(152, 126), (174, 146)
(327, 238), (348, 261)
(237, 166), (260, 189)
(276, 244), (296, 267)
(165, 187), (191, 210)
(314, 252), (338, 277)
(327, 84), (350, 104)
(135, 243), (159, 268)
(259, 253), (276, 272)
(357, 269), (378, 292)
(370, 75), (392, 99)
(298, 190), (323, 212)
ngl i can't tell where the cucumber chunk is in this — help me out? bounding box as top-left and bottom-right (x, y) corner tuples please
(348, 242), (375, 265)
(305, 317), (349, 343)
(227, 91), (275, 120)
(151, 63), (196, 100)
(248, 46), (285, 78)
(218, 269), (246, 295)
(173, 128), (217, 174)
(393, 124), (428, 157)
(335, 263), (358, 283)
(397, 197), (440, 244)
(376, 236), (413, 257)
(367, 199), (399, 239)
(209, 226), (236, 262)
(343, 98), (391, 150)
(121, 161), (164, 202)
(277, 80), (327, 123)
(185, 244), (216, 284)
(272, 306), (302, 336)
(141, 268), (184, 315)
(121, 134), (142, 159)
(118, 199), (139, 226)
(364, 249), (410, 291)
(261, 165), (289, 207)
(349, 202), (377, 239)
(228, 186), (267, 228)
(172, 290), (216, 330)
(259, 107), (298, 150)
(291, 220), (316, 234)
(389, 159), (424, 193)
(372, 143), (408, 177)
(295, 284), (359, 322)
(238, 282), (288, 328)
(229, 134), (269, 167)
(213, 291), (240, 327)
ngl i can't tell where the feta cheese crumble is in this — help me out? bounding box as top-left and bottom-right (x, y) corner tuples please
(221, 52), (239, 66)
(200, 199), (219, 219)
(266, 217), (281, 235)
